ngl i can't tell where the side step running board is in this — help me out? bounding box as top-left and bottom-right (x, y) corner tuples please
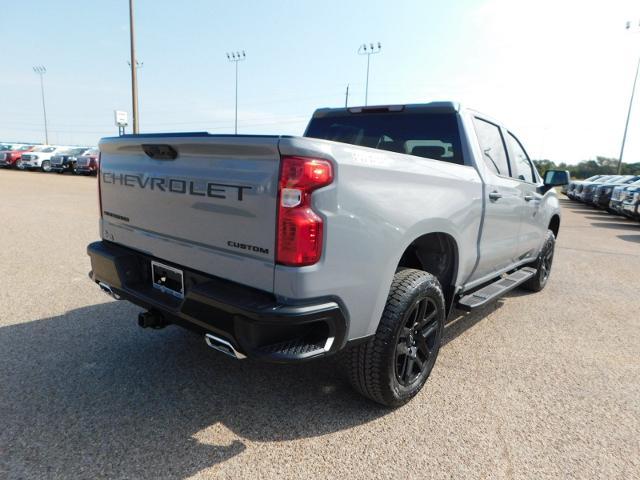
(456, 267), (537, 311)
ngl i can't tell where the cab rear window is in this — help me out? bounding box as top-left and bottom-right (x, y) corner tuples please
(304, 112), (464, 165)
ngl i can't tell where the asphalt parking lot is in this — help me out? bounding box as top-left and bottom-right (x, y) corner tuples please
(0, 169), (638, 480)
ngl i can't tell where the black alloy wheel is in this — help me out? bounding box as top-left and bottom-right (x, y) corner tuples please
(395, 297), (440, 387)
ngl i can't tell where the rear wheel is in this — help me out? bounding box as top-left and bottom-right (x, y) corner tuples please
(521, 230), (555, 292)
(343, 269), (445, 407)
(41, 160), (51, 172)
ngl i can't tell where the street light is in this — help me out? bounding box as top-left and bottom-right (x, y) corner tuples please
(226, 50), (246, 134)
(128, 0), (140, 134)
(32, 66), (48, 144)
(357, 42), (382, 106)
(617, 20), (640, 174)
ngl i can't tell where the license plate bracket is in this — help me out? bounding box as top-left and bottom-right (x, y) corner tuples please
(151, 261), (184, 299)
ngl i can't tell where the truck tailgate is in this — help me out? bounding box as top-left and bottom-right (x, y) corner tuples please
(98, 134), (281, 292)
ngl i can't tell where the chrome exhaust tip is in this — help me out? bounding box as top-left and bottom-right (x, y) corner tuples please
(98, 282), (121, 300)
(205, 333), (246, 360)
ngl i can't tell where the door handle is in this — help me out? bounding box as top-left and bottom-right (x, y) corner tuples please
(489, 191), (502, 201)
(524, 194), (534, 202)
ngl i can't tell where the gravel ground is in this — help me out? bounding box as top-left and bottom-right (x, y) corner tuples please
(0, 169), (638, 480)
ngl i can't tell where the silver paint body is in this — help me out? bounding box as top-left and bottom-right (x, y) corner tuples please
(98, 104), (560, 341)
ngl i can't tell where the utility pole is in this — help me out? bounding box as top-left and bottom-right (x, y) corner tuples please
(128, 0), (140, 134)
(617, 20), (640, 174)
(345, 84), (350, 108)
(226, 51), (246, 134)
(127, 59), (144, 119)
(32, 66), (48, 144)
(357, 42), (382, 106)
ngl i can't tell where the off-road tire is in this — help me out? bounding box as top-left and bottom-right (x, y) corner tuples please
(343, 269), (445, 407)
(521, 229), (555, 292)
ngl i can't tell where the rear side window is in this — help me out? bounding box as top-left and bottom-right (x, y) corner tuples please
(506, 133), (535, 183)
(472, 118), (510, 176)
(304, 112), (464, 165)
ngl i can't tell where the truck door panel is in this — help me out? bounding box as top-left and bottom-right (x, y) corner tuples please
(505, 132), (545, 259)
(468, 118), (522, 282)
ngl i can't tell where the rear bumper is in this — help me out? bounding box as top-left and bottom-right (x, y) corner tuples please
(87, 240), (348, 363)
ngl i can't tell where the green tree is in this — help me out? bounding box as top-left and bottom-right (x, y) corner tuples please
(532, 157), (640, 179)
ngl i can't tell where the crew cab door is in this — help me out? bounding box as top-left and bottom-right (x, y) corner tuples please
(505, 131), (545, 260)
(468, 117), (523, 282)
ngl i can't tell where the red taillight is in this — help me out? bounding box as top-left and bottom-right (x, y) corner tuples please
(97, 153), (102, 218)
(276, 156), (333, 266)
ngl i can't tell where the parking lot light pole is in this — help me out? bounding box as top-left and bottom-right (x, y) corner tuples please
(129, 0), (139, 134)
(617, 20), (640, 175)
(226, 51), (246, 134)
(357, 42), (382, 106)
(32, 66), (48, 144)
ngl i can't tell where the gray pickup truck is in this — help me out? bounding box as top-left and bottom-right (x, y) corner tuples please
(87, 102), (569, 406)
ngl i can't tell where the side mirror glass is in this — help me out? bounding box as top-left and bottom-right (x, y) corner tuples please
(544, 169), (570, 186)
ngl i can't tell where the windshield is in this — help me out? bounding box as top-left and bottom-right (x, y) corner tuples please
(18, 145), (32, 151)
(305, 111), (464, 165)
(85, 148), (99, 155)
(68, 148), (88, 156)
(606, 175), (631, 183)
(601, 176), (621, 183)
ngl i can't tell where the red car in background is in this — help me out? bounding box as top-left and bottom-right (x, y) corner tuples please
(0, 145), (35, 168)
(74, 147), (99, 175)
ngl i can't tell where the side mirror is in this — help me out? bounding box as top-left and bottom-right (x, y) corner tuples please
(543, 169), (570, 187)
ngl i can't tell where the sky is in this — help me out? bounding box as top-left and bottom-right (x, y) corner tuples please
(1, 0), (639, 164)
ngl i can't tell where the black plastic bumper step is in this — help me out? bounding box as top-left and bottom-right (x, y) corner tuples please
(457, 267), (536, 311)
(255, 337), (328, 361)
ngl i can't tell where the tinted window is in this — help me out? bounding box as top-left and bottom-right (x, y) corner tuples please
(506, 133), (534, 183)
(305, 112), (464, 165)
(472, 118), (510, 176)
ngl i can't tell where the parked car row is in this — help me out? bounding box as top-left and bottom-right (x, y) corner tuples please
(564, 174), (640, 221)
(0, 143), (99, 175)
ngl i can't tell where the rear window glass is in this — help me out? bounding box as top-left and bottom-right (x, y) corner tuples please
(304, 112), (464, 165)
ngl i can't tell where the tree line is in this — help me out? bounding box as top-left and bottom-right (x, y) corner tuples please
(533, 157), (640, 180)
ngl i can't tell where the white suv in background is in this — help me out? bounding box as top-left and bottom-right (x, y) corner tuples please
(18, 146), (70, 172)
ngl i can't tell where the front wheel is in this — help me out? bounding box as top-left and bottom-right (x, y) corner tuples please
(41, 160), (51, 172)
(343, 269), (445, 407)
(521, 230), (555, 292)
